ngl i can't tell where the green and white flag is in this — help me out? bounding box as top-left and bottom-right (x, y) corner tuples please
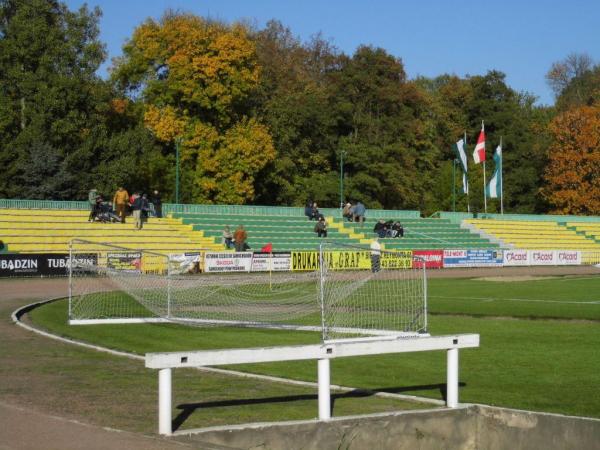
(453, 138), (468, 194)
(486, 143), (502, 198)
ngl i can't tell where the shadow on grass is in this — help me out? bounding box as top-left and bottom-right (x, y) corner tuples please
(172, 382), (466, 431)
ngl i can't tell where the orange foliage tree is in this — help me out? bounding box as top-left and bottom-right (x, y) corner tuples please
(112, 13), (275, 204)
(543, 106), (600, 214)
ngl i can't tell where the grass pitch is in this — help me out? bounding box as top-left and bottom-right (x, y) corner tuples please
(28, 273), (600, 425)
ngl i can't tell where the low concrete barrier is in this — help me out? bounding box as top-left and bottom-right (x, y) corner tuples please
(173, 405), (600, 450)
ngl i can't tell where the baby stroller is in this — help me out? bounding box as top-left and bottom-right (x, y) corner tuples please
(93, 201), (122, 223)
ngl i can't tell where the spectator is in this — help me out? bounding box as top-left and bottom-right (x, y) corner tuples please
(353, 201), (366, 226)
(113, 186), (129, 224)
(342, 202), (353, 221)
(151, 190), (162, 218)
(392, 221), (404, 238)
(314, 216), (328, 238)
(373, 219), (387, 238)
(91, 194), (105, 222)
(222, 226), (234, 249)
(304, 200), (313, 220)
(385, 220), (395, 237)
(233, 225), (248, 252)
(88, 188), (98, 222)
(309, 202), (320, 221)
(131, 192), (149, 230)
(370, 237), (381, 273)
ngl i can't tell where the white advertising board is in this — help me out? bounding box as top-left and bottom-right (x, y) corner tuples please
(503, 250), (530, 266)
(250, 253), (291, 272)
(555, 250), (581, 265)
(510, 250), (582, 266)
(204, 252), (253, 273)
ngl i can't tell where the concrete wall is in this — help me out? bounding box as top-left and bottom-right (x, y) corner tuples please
(475, 405), (600, 450)
(175, 405), (600, 450)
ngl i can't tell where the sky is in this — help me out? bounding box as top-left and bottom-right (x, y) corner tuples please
(65, 0), (600, 106)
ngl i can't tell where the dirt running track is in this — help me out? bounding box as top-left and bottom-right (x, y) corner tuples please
(0, 267), (597, 449)
(0, 278), (230, 450)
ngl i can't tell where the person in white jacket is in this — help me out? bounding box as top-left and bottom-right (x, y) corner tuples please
(370, 237), (381, 273)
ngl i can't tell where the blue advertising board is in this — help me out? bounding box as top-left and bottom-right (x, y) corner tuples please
(443, 249), (503, 268)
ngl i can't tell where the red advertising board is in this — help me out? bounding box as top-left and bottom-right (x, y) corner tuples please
(413, 250), (444, 269)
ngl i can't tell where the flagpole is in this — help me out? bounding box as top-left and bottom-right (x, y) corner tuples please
(483, 161), (487, 214)
(465, 130), (470, 213)
(452, 159), (456, 212)
(500, 136), (504, 215)
(482, 121), (487, 214)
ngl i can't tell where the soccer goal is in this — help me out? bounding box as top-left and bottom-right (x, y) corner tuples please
(68, 239), (428, 341)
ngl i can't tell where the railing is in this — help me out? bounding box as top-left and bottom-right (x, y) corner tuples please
(164, 204), (421, 219)
(440, 211), (600, 223)
(0, 199), (88, 210)
(3, 198), (598, 223)
(0, 199), (420, 218)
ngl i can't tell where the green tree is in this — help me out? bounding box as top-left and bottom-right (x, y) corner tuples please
(332, 46), (439, 211)
(252, 20), (341, 206)
(0, 0), (106, 198)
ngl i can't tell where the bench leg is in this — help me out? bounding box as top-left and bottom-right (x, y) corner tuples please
(159, 368), (172, 435)
(318, 358), (331, 420)
(447, 348), (458, 408)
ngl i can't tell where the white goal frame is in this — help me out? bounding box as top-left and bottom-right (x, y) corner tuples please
(67, 239), (429, 340)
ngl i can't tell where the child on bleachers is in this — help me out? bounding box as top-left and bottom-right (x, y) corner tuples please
(222, 226), (234, 249)
(314, 216), (328, 238)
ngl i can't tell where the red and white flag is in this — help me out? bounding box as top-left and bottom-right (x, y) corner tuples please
(473, 124), (486, 164)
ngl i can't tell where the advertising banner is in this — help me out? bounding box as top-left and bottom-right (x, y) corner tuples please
(529, 250), (556, 266)
(0, 253), (97, 277)
(413, 250), (444, 269)
(503, 249), (530, 266)
(169, 253), (202, 274)
(443, 249), (503, 267)
(107, 252), (142, 273)
(529, 250), (581, 266)
(204, 252), (253, 273)
(291, 250), (412, 271)
(556, 250), (581, 265)
(250, 252), (291, 272)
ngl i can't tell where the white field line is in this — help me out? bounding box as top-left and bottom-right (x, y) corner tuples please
(431, 295), (600, 305)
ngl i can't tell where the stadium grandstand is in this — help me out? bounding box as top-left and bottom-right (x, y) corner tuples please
(464, 218), (600, 250)
(1, 199), (600, 256)
(0, 205), (221, 254)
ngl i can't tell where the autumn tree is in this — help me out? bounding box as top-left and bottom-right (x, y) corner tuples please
(543, 106), (600, 215)
(112, 12), (275, 204)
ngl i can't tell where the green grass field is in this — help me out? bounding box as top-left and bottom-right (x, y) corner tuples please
(29, 274), (600, 424)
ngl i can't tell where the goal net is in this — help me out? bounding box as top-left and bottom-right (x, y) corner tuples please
(68, 239), (427, 341)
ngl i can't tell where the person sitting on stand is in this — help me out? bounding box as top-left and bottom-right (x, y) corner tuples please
(392, 221), (404, 238)
(373, 219), (387, 238)
(342, 202), (353, 222)
(309, 202), (320, 221)
(233, 225), (248, 252)
(222, 226), (234, 249)
(304, 199), (313, 220)
(314, 216), (328, 238)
